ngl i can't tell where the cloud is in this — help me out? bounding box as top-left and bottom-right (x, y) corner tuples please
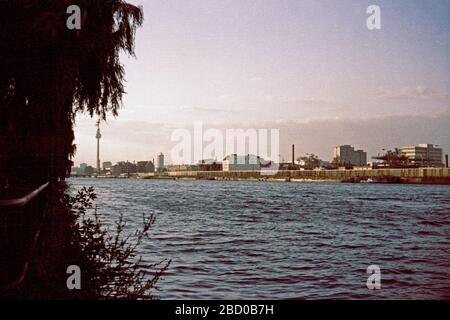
(216, 94), (232, 101)
(74, 110), (450, 166)
(179, 106), (233, 114)
(264, 95), (333, 105)
(270, 111), (450, 161)
(376, 86), (450, 101)
(248, 76), (263, 82)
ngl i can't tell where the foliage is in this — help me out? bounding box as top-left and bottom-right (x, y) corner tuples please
(0, 0), (144, 182)
(297, 153), (321, 169)
(64, 186), (170, 299)
(0, 2), (164, 299)
(373, 149), (417, 168)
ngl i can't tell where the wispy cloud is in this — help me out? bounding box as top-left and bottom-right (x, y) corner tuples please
(248, 76), (263, 82)
(216, 94), (233, 101)
(179, 106), (233, 114)
(376, 86), (450, 101)
(74, 110), (450, 166)
(264, 95), (333, 105)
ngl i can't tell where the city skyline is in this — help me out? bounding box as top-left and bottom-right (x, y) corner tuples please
(74, 141), (446, 170)
(73, 0), (450, 166)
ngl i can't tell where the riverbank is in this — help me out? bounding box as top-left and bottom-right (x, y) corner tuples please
(137, 167), (450, 185)
(71, 168), (450, 184)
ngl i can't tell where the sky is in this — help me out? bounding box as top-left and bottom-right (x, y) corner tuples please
(73, 0), (450, 166)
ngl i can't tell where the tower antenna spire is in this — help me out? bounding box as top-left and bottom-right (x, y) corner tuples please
(96, 120), (102, 174)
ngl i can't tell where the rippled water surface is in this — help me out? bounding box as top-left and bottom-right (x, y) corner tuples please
(68, 178), (450, 299)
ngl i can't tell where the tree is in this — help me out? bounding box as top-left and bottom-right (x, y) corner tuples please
(0, 1), (151, 299)
(372, 149), (416, 168)
(307, 153), (320, 168)
(0, 0), (143, 185)
(297, 154), (321, 169)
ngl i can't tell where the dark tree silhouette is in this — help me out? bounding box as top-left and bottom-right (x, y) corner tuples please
(0, 0), (143, 186)
(0, 1), (168, 299)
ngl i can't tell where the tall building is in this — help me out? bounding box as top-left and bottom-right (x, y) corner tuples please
(400, 144), (443, 167)
(96, 125), (102, 173)
(156, 153), (165, 172)
(334, 145), (367, 166)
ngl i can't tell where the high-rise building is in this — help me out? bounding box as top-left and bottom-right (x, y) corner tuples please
(400, 144), (443, 167)
(156, 153), (165, 172)
(334, 145), (367, 166)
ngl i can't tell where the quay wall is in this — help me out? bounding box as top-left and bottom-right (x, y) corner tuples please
(141, 168), (450, 184)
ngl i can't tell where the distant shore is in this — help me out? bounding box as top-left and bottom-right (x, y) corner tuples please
(71, 167), (450, 185)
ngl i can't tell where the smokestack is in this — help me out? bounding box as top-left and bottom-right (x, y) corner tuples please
(445, 154), (448, 168)
(292, 144), (295, 165)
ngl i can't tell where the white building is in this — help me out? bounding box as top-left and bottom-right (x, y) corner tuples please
(334, 145), (367, 166)
(400, 144), (443, 167)
(223, 154), (261, 171)
(156, 152), (165, 172)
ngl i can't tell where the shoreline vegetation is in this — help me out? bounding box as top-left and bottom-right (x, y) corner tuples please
(1, 184), (170, 299)
(64, 186), (171, 299)
(74, 168), (450, 185)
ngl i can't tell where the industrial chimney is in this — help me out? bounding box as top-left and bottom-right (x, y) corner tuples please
(445, 154), (448, 168)
(292, 144), (295, 165)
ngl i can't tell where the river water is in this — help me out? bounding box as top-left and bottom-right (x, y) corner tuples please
(68, 178), (450, 299)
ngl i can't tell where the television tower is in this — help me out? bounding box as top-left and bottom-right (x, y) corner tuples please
(96, 121), (102, 174)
